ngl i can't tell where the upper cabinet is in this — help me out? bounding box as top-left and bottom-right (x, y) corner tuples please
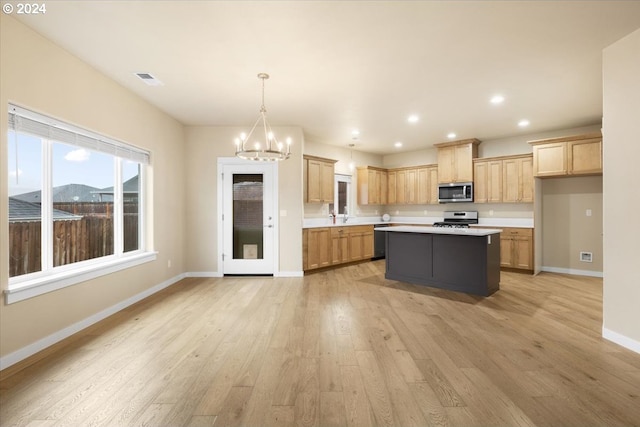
(357, 166), (387, 205)
(417, 166), (439, 204)
(359, 164), (438, 205)
(474, 154), (533, 204)
(473, 159), (503, 203)
(435, 138), (480, 183)
(304, 155), (337, 203)
(384, 165), (438, 205)
(502, 155), (534, 203)
(529, 132), (602, 178)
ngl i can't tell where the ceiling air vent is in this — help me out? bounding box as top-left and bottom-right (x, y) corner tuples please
(134, 72), (163, 86)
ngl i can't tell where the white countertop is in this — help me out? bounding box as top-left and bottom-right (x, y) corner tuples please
(374, 225), (503, 236)
(303, 216), (533, 229)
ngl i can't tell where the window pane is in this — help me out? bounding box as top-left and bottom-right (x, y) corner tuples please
(232, 174), (263, 260)
(8, 131), (42, 277)
(123, 161), (140, 252)
(52, 142), (114, 266)
(338, 181), (348, 215)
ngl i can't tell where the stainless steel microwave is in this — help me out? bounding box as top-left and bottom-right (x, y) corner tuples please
(438, 182), (473, 203)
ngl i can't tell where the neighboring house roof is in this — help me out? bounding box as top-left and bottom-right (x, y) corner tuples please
(96, 175), (139, 196)
(12, 183), (102, 203)
(9, 197), (82, 222)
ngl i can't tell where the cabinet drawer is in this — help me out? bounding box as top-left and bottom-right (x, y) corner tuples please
(331, 227), (348, 236)
(500, 227), (533, 237)
(348, 225), (374, 234)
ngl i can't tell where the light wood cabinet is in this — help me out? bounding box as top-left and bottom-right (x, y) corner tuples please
(385, 165), (438, 205)
(380, 171), (388, 205)
(568, 137), (602, 175)
(502, 155), (533, 203)
(474, 159), (503, 203)
(303, 228), (332, 270)
(475, 155), (530, 204)
(395, 170), (407, 204)
(405, 168), (418, 204)
(499, 228), (533, 270)
(529, 132), (602, 177)
(474, 160), (488, 203)
(387, 171), (397, 204)
(304, 155), (337, 203)
(330, 227), (349, 265)
(304, 225), (374, 271)
(357, 167), (387, 205)
(348, 225), (374, 261)
(435, 138), (480, 183)
(416, 166), (438, 204)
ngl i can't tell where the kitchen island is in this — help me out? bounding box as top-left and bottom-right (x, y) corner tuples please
(375, 226), (502, 296)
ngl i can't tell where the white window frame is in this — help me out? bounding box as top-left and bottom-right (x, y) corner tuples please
(5, 105), (156, 304)
(333, 173), (352, 218)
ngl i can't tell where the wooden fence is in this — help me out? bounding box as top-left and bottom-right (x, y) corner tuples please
(9, 215), (138, 278)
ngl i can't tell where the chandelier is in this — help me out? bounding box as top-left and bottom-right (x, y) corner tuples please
(235, 73), (291, 161)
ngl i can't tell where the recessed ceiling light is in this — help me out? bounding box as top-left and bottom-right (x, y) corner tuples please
(407, 115), (419, 123)
(447, 132), (457, 139)
(490, 95), (505, 104)
(518, 119), (530, 127)
(394, 142), (403, 148)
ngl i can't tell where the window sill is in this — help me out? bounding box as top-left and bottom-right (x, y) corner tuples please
(4, 252), (158, 304)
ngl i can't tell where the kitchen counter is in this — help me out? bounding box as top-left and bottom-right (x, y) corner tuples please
(376, 225), (502, 236)
(379, 226), (501, 296)
(303, 216), (532, 229)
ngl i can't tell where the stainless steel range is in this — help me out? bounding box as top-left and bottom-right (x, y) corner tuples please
(433, 211), (478, 228)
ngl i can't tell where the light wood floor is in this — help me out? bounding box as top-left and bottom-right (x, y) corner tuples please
(1, 260), (640, 426)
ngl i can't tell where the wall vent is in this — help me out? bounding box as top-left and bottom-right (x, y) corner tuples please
(134, 72), (164, 86)
(580, 252), (593, 263)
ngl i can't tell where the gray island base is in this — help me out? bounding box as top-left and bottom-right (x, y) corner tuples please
(376, 226), (502, 297)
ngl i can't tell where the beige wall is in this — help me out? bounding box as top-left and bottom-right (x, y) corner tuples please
(185, 126), (304, 274)
(0, 15), (186, 357)
(602, 28), (640, 347)
(541, 176), (603, 274)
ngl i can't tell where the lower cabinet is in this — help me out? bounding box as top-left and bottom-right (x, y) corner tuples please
(303, 228), (331, 270)
(331, 228), (350, 264)
(348, 226), (374, 262)
(304, 225), (374, 271)
(500, 228), (533, 270)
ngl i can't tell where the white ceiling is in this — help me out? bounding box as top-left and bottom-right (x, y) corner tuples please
(14, 1), (640, 154)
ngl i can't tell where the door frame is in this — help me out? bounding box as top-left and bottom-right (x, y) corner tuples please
(217, 157), (279, 276)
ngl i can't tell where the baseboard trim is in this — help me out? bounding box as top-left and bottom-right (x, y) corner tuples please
(602, 327), (640, 355)
(541, 266), (603, 278)
(185, 271), (303, 278)
(275, 271), (304, 277)
(185, 271), (222, 278)
(0, 273), (187, 372)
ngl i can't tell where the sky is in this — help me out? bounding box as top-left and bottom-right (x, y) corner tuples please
(7, 131), (138, 197)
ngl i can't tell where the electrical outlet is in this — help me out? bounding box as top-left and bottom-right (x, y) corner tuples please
(395, 210), (400, 215)
(586, 209), (592, 217)
(168, 259), (172, 268)
(580, 252), (593, 263)
(424, 210), (428, 215)
(489, 210), (494, 216)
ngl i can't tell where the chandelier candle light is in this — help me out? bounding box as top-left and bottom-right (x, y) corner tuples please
(235, 73), (291, 161)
